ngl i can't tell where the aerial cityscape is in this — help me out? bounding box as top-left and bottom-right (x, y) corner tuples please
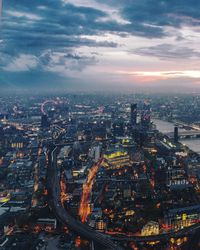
(1, 1), (200, 250)
(0, 94), (200, 250)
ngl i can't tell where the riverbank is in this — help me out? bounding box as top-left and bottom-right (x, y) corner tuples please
(153, 118), (200, 154)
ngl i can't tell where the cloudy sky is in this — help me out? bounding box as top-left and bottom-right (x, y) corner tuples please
(1, 0), (200, 92)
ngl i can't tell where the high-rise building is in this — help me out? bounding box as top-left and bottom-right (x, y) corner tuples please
(174, 126), (178, 143)
(141, 102), (151, 129)
(131, 103), (137, 127)
(41, 114), (50, 128)
(166, 166), (189, 189)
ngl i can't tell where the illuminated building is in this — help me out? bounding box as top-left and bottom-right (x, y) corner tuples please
(131, 103), (137, 127)
(10, 136), (26, 149)
(141, 221), (159, 236)
(167, 166), (190, 189)
(72, 165), (87, 178)
(120, 137), (131, 145)
(164, 205), (200, 230)
(11, 141), (24, 149)
(89, 145), (101, 163)
(36, 218), (57, 231)
(0, 193), (10, 203)
(125, 210), (135, 216)
(104, 147), (130, 168)
(95, 219), (107, 231)
(57, 146), (71, 160)
(118, 137), (136, 159)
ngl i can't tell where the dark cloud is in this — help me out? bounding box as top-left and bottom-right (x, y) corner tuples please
(2, 0), (199, 62)
(1, 0), (200, 90)
(0, 0), (119, 76)
(97, 0), (200, 35)
(1, 1), (119, 50)
(2, 0), (200, 53)
(0, 0), (170, 64)
(132, 44), (200, 60)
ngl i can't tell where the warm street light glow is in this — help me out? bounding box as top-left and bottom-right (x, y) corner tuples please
(79, 159), (103, 223)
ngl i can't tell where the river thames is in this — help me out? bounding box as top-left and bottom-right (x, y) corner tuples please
(153, 119), (200, 154)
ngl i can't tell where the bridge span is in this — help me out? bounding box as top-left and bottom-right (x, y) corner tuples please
(166, 130), (200, 139)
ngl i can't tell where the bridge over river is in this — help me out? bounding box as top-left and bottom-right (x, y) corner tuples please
(153, 119), (200, 153)
(166, 130), (200, 139)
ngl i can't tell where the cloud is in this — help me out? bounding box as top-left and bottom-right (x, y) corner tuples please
(132, 44), (200, 60)
(118, 70), (200, 80)
(96, 0), (200, 37)
(1, 0), (200, 91)
(1, 50), (97, 75)
(0, 0), (120, 76)
(3, 54), (38, 72)
(39, 50), (97, 74)
(6, 10), (42, 20)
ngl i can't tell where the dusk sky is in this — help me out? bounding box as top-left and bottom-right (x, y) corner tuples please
(1, 0), (200, 92)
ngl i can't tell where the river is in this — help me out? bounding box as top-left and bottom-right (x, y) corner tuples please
(153, 119), (200, 154)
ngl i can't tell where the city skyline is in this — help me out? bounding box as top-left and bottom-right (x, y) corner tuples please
(1, 0), (200, 92)
(1, 93), (200, 250)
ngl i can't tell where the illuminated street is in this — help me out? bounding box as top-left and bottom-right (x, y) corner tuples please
(79, 159), (104, 223)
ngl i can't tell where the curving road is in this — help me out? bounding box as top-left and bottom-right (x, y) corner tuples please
(111, 221), (200, 243)
(47, 146), (124, 250)
(47, 146), (200, 247)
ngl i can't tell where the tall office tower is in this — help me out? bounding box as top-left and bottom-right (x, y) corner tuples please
(41, 114), (50, 128)
(141, 102), (151, 129)
(174, 126), (178, 143)
(131, 103), (137, 127)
